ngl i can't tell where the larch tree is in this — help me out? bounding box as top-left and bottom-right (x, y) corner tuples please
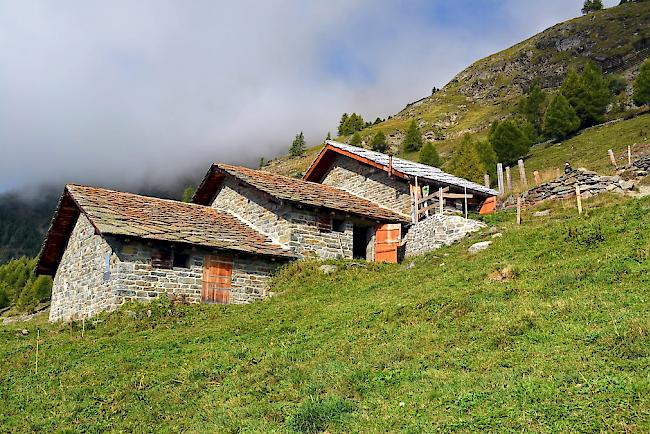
(290, 132), (306, 156)
(402, 120), (424, 153)
(419, 142), (441, 167)
(448, 134), (485, 184)
(633, 58), (650, 106)
(542, 93), (581, 140)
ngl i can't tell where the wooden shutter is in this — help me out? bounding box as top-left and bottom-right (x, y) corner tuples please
(375, 223), (401, 263)
(202, 255), (233, 304)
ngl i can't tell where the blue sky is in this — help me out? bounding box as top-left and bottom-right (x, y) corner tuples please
(0, 0), (619, 192)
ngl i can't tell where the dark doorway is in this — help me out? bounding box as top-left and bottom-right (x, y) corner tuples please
(353, 226), (370, 259)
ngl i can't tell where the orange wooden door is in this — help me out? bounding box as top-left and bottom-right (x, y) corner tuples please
(375, 223), (401, 263)
(202, 255), (233, 304)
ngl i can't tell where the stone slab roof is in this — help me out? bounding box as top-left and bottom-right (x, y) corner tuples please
(304, 140), (499, 197)
(37, 184), (296, 275)
(193, 163), (410, 223)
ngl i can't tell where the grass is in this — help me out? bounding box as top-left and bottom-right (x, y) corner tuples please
(2, 194), (650, 432)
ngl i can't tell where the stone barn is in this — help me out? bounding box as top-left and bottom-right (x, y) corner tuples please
(192, 163), (410, 262)
(37, 185), (296, 322)
(304, 140), (499, 220)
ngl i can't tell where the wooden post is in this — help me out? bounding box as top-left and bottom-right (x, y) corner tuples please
(414, 177), (420, 222)
(518, 159), (527, 187)
(497, 163), (504, 195)
(628, 145), (632, 166)
(556, 168), (561, 179)
(438, 187), (444, 215)
(533, 170), (541, 184)
(608, 149), (617, 168)
(464, 186), (468, 219)
(35, 329), (39, 375)
(575, 184), (582, 215)
(484, 174), (490, 188)
(516, 196), (522, 225)
(505, 166), (512, 191)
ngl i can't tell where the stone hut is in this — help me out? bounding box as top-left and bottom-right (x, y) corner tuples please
(192, 163), (410, 263)
(303, 140), (499, 220)
(37, 185), (296, 322)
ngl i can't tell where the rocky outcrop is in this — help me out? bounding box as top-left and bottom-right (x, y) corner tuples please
(522, 169), (634, 204)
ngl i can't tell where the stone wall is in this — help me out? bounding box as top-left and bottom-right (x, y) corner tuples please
(50, 215), (284, 322)
(522, 169), (634, 204)
(403, 215), (486, 258)
(320, 154), (412, 215)
(210, 177), (360, 259)
(50, 215), (117, 322)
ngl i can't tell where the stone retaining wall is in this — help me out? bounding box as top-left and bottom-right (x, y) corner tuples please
(403, 215), (486, 258)
(523, 169), (634, 204)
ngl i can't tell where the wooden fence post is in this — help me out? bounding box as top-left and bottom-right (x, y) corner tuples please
(438, 187), (444, 215)
(518, 159), (527, 187)
(497, 163), (504, 195)
(608, 149), (617, 168)
(484, 174), (490, 188)
(533, 170), (541, 184)
(575, 184), (582, 215)
(505, 166), (512, 191)
(516, 197), (522, 225)
(628, 145), (632, 166)
(464, 187), (468, 219)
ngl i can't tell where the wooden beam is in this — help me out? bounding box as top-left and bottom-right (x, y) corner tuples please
(441, 193), (474, 199)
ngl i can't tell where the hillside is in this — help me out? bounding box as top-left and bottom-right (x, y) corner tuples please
(267, 1), (650, 177)
(2, 194), (649, 432)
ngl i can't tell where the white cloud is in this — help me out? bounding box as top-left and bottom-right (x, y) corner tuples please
(0, 0), (608, 192)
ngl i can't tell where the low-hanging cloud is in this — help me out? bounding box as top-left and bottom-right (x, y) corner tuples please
(0, 0), (617, 193)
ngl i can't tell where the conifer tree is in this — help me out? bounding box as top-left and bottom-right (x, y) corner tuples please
(476, 140), (498, 181)
(582, 0), (603, 14)
(543, 94), (581, 140)
(16, 280), (38, 312)
(634, 58), (650, 106)
(402, 120), (424, 153)
(290, 132), (306, 156)
(181, 185), (195, 203)
(489, 120), (531, 164)
(325, 131), (332, 141)
(448, 134), (485, 184)
(419, 142), (441, 167)
(581, 62), (611, 125)
(349, 132), (362, 147)
(370, 131), (388, 153)
(521, 82), (546, 136)
(338, 113), (349, 136)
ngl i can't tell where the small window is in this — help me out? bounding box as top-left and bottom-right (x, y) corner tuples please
(173, 253), (191, 269)
(332, 218), (346, 233)
(103, 253), (111, 282)
(151, 247), (173, 269)
(317, 214), (332, 232)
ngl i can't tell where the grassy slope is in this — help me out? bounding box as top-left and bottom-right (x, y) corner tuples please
(2, 194), (650, 432)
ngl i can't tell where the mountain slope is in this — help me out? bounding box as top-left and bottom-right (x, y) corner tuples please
(267, 1), (650, 177)
(2, 194), (649, 432)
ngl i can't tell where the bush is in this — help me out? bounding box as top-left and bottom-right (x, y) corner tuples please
(286, 396), (353, 433)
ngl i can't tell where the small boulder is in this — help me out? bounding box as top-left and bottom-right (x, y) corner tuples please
(469, 241), (492, 255)
(487, 227), (499, 234)
(533, 210), (550, 217)
(491, 232), (503, 238)
(319, 264), (338, 275)
(620, 180), (634, 191)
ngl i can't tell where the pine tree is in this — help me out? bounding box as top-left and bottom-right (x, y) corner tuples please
(521, 82), (546, 136)
(448, 134), (485, 184)
(581, 62), (611, 126)
(419, 142), (441, 167)
(181, 185), (195, 203)
(338, 113), (349, 136)
(349, 132), (362, 147)
(542, 94), (581, 140)
(370, 131), (388, 153)
(633, 58), (650, 106)
(476, 140), (498, 181)
(489, 120), (531, 164)
(582, 0), (603, 14)
(290, 132), (306, 156)
(325, 131), (332, 141)
(402, 120), (424, 153)
(258, 157), (265, 169)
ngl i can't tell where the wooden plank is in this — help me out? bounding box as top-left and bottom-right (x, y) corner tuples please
(441, 193), (474, 199)
(375, 223), (401, 263)
(202, 255), (232, 304)
(417, 202), (439, 216)
(438, 187), (444, 214)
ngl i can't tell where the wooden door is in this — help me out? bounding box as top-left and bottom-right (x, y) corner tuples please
(202, 255), (233, 304)
(375, 223), (401, 263)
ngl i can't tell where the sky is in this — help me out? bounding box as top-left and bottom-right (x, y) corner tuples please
(0, 0), (619, 194)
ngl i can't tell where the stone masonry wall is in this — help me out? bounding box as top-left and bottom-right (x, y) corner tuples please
(320, 154), (412, 216)
(403, 215), (486, 258)
(210, 177), (356, 259)
(50, 214), (284, 322)
(50, 215), (118, 322)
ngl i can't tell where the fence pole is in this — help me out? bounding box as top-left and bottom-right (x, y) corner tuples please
(575, 184), (583, 215)
(505, 166), (512, 191)
(438, 187), (444, 215)
(533, 170), (541, 184)
(464, 187), (468, 219)
(497, 163), (504, 195)
(518, 159), (527, 187)
(628, 145), (632, 166)
(608, 149), (617, 168)
(556, 168), (561, 178)
(484, 174), (490, 188)
(516, 197), (522, 225)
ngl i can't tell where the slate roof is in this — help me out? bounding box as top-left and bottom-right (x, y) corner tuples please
(305, 140), (499, 197)
(37, 184), (296, 275)
(193, 163), (410, 222)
